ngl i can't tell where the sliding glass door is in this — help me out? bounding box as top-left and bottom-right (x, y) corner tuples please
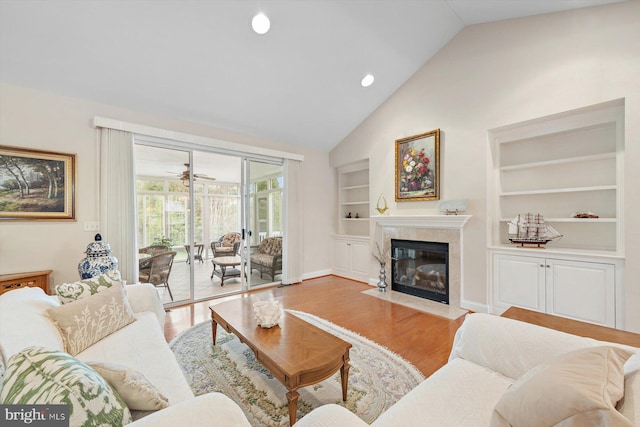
(244, 160), (284, 289)
(134, 139), (285, 306)
(135, 144), (193, 305)
(193, 151), (242, 299)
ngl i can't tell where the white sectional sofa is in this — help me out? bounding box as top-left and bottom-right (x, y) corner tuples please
(3, 283), (638, 427)
(0, 284), (250, 427)
(296, 313), (640, 427)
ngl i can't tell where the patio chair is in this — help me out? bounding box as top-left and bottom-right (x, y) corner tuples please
(139, 251), (177, 301)
(211, 232), (242, 277)
(210, 233), (241, 271)
(250, 236), (282, 280)
(139, 245), (170, 256)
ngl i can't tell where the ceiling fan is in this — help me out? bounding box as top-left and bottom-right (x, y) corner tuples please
(168, 163), (216, 184)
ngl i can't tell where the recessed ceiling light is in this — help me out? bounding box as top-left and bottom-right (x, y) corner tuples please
(361, 74), (375, 87)
(252, 13), (270, 35)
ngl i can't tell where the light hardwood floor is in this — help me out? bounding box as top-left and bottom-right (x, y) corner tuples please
(164, 275), (467, 377)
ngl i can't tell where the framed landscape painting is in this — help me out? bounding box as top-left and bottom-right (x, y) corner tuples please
(0, 146), (76, 220)
(395, 129), (440, 201)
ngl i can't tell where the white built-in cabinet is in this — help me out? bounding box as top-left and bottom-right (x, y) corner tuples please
(488, 100), (625, 328)
(332, 160), (371, 283)
(493, 253), (617, 327)
(331, 235), (370, 283)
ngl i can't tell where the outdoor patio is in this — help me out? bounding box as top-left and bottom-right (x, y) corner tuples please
(156, 254), (280, 305)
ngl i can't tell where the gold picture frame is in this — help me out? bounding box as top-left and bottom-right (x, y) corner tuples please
(395, 129), (440, 201)
(0, 145), (76, 221)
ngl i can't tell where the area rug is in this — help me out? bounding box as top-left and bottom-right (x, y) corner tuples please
(169, 310), (425, 426)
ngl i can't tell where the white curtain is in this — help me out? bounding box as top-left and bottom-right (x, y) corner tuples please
(282, 159), (303, 284)
(99, 128), (138, 284)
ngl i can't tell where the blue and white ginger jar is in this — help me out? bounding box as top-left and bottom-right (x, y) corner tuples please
(78, 234), (121, 280)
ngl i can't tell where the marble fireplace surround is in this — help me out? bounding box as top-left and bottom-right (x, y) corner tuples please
(373, 215), (472, 310)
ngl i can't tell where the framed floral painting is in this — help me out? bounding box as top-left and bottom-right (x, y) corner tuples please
(0, 145), (76, 220)
(395, 129), (440, 201)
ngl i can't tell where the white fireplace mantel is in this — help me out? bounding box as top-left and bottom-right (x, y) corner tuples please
(372, 214), (471, 229)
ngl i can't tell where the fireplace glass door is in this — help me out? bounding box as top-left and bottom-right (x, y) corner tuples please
(391, 239), (449, 304)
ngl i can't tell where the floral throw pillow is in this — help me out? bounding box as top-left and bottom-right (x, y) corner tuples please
(47, 283), (135, 356)
(56, 273), (121, 305)
(0, 346), (131, 427)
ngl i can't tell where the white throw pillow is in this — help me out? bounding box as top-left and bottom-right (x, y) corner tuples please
(47, 283), (135, 356)
(87, 361), (169, 411)
(491, 346), (634, 427)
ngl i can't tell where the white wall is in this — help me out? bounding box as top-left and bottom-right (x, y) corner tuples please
(0, 84), (334, 286)
(330, 2), (640, 331)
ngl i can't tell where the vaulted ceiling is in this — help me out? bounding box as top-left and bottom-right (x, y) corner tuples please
(0, 0), (625, 152)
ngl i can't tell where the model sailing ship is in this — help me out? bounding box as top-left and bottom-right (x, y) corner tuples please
(508, 213), (562, 247)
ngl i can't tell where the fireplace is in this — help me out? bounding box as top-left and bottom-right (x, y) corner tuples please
(391, 239), (449, 304)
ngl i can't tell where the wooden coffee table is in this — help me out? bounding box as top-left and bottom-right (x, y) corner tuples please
(210, 298), (352, 425)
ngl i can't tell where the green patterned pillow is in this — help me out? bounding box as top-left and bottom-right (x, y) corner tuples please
(0, 347), (132, 426)
(0, 344), (5, 396)
(56, 273), (121, 305)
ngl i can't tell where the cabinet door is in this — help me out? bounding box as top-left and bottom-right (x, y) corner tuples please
(349, 240), (370, 279)
(494, 254), (545, 312)
(546, 259), (615, 327)
(332, 239), (349, 273)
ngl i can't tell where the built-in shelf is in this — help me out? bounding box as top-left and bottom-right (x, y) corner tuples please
(488, 100), (625, 329)
(489, 99), (624, 253)
(338, 159), (370, 236)
(341, 201), (369, 205)
(499, 217), (616, 223)
(500, 185), (616, 197)
(500, 152), (616, 171)
(488, 244), (624, 259)
(342, 184), (369, 191)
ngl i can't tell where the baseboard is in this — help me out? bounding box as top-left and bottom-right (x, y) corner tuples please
(301, 269), (332, 281)
(318, 270), (369, 284)
(460, 299), (489, 313)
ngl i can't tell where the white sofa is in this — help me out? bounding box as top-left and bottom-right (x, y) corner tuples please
(296, 313), (640, 427)
(0, 285), (250, 427)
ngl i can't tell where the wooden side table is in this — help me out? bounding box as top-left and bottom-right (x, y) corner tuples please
(184, 244), (204, 264)
(0, 270), (53, 295)
(501, 306), (640, 347)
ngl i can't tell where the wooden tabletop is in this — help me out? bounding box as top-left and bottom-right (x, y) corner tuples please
(502, 306), (640, 347)
(210, 296), (351, 424)
(0, 270), (53, 280)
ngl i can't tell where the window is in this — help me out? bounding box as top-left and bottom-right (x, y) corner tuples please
(207, 183), (240, 240)
(252, 172), (283, 242)
(136, 178), (239, 250)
